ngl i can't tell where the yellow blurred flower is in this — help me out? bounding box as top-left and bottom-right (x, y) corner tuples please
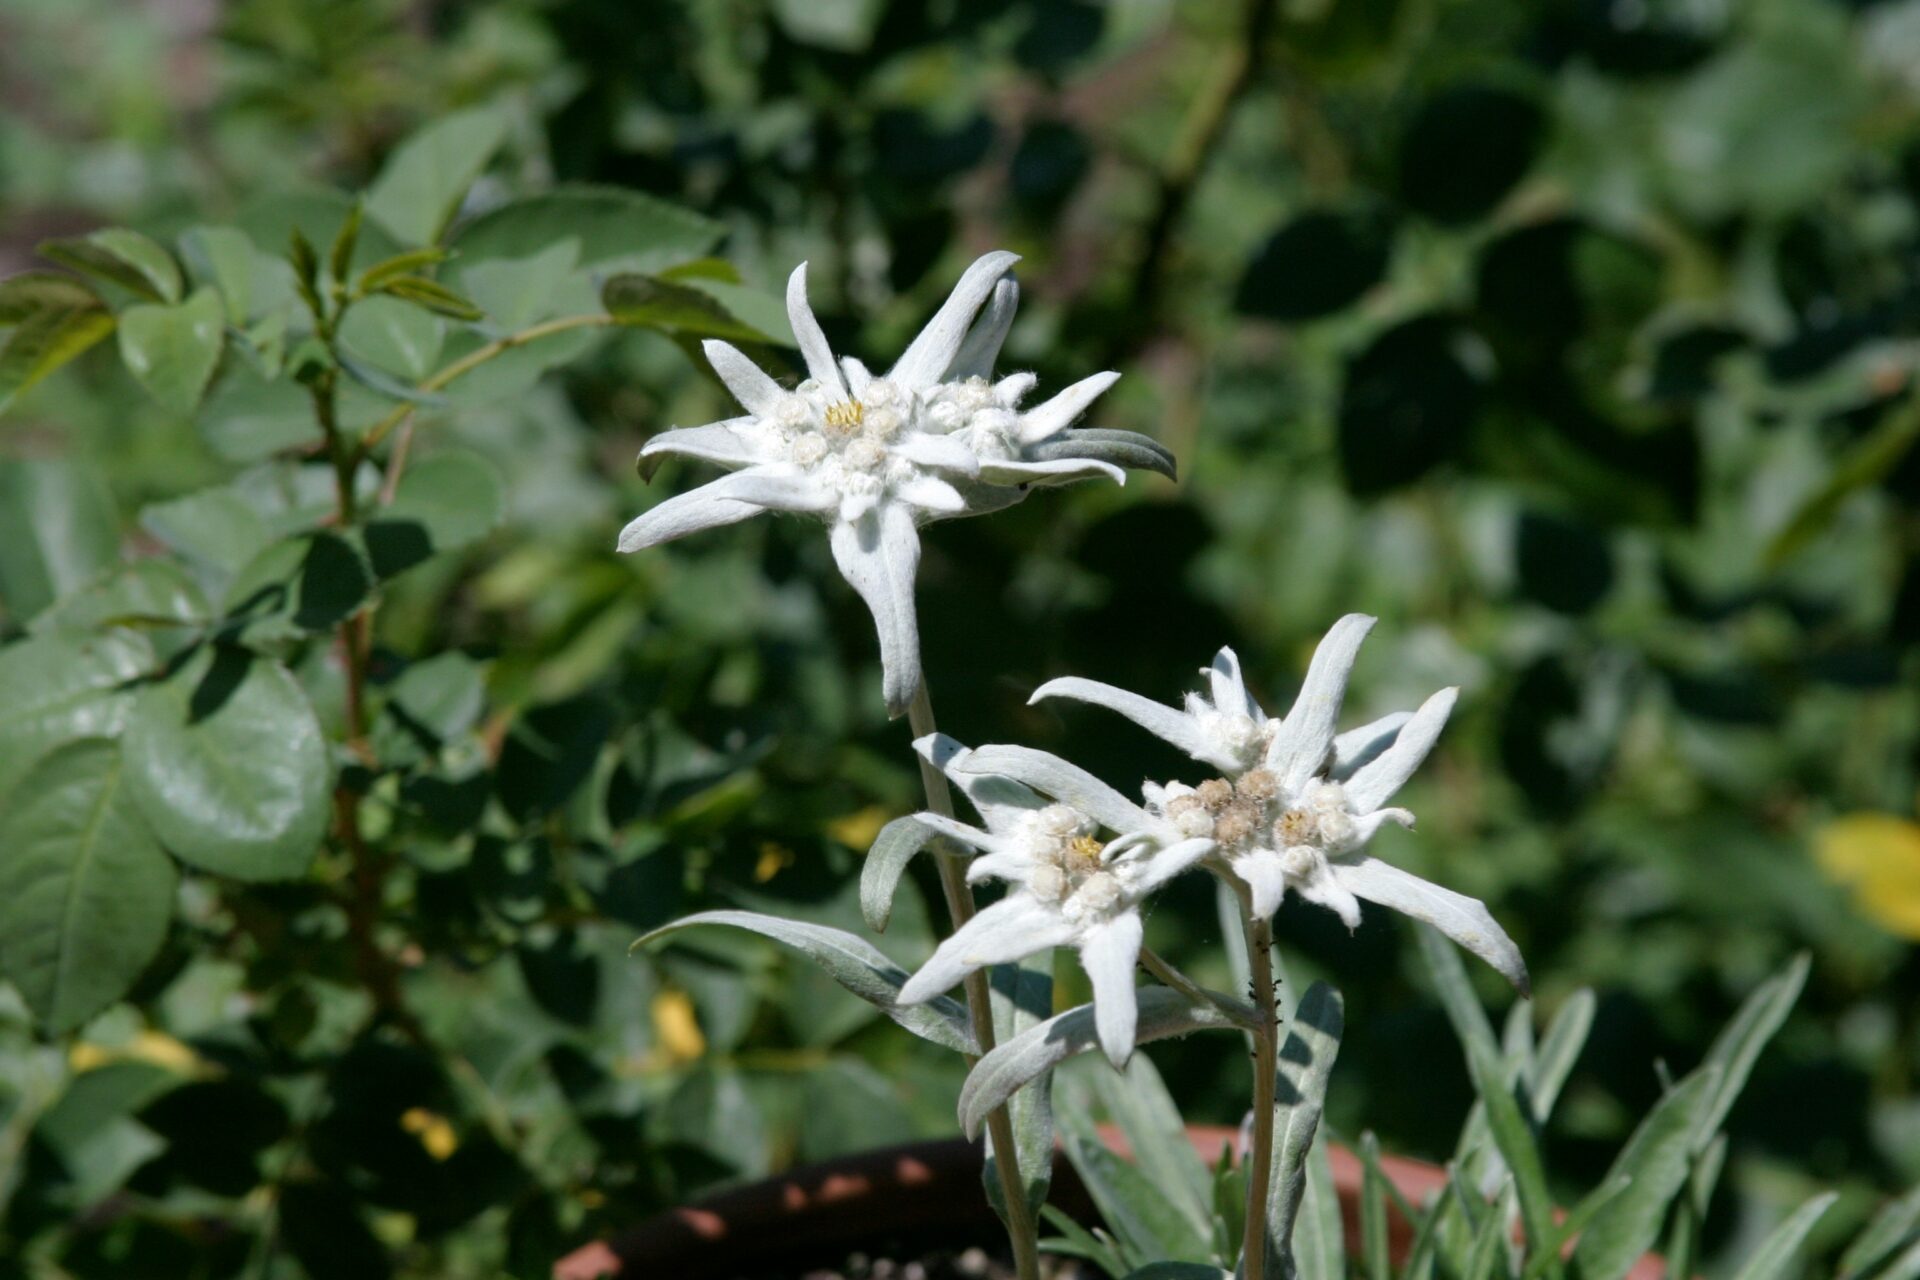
(1814, 813), (1920, 939)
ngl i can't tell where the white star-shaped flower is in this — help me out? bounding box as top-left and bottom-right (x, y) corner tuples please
(1031, 615), (1528, 994)
(618, 252), (1174, 716)
(895, 734), (1214, 1067)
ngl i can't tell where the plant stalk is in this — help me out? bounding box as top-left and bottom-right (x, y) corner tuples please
(1241, 914), (1280, 1280)
(906, 681), (1043, 1280)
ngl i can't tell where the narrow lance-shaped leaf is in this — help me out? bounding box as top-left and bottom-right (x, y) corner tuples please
(1358, 1132), (1391, 1280)
(1094, 1051), (1214, 1246)
(41, 228), (181, 303)
(1416, 924), (1558, 1259)
(1838, 1184), (1920, 1280)
(1260, 982), (1345, 1280)
(1569, 1067), (1721, 1280)
(631, 910), (976, 1054)
(0, 303), (116, 416)
(1727, 1192), (1839, 1280)
(1292, 1139), (1346, 1280)
(960, 987), (1247, 1138)
(861, 814), (954, 932)
(1522, 1177), (1632, 1280)
(983, 953), (1057, 1226)
(1058, 1090), (1214, 1266)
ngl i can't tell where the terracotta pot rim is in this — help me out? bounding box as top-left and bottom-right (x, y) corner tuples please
(552, 1126), (1661, 1280)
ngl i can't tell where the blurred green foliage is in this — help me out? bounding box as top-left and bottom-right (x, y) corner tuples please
(4, 0), (1920, 1275)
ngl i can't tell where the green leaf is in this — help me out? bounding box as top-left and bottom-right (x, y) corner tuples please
(1690, 953), (1809, 1150)
(0, 302), (116, 415)
(1532, 989), (1596, 1121)
(1262, 982), (1346, 1277)
(461, 240), (578, 329)
(1767, 399), (1920, 568)
(1120, 1267), (1231, 1280)
(1042, 1202), (1132, 1279)
(631, 910), (977, 1053)
(1092, 1051), (1212, 1245)
(1728, 1192), (1839, 1280)
(328, 200), (364, 285)
(177, 226), (257, 325)
(0, 629), (152, 801)
(141, 487), (273, 578)
(373, 275), (483, 321)
(122, 647), (332, 880)
(959, 988), (1246, 1138)
(337, 295), (444, 382)
(1839, 1185), (1920, 1280)
(0, 457), (121, 622)
(40, 228), (181, 303)
(222, 532), (375, 641)
(860, 814), (958, 932)
(1057, 1094), (1213, 1266)
(984, 952), (1057, 1227)
(365, 449), (506, 577)
(1462, 1184), (1513, 1280)
(1416, 924), (1558, 1261)
(450, 185), (724, 273)
(288, 228), (324, 321)
(117, 287), (225, 413)
(356, 247), (450, 294)
(0, 739), (177, 1034)
(0, 271), (103, 323)
(1569, 1068), (1721, 1280)
(365, 106), (509, 246)
(1359, 1132), (1391, 1280)
(603, 272), (780, 344)
(31, 559), (209, 639)
(1295, 1139), (1347, 1280)
(1525, 1177), (1632, 1280)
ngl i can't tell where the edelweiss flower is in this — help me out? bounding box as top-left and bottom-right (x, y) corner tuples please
(617, 252), (1175, 716)
(895, 734), (1214, 1066)
(1031, 615), (1528, 993)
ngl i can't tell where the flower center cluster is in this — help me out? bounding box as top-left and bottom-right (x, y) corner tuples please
(1164, 770), (1358, 875)
(770, 377), (913, 495)
(1019, 804), (1125, 921)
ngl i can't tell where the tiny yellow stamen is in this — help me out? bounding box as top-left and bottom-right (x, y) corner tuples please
(1066, 835), (1104, 866)
(823, 400), (865, 429)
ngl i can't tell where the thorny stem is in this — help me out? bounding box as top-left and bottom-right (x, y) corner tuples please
(906, 682), (1043, 1280)
(1241, 914), (1280, 1280)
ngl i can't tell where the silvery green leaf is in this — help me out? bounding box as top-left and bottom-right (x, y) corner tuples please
(1521, 1176), (1630, 1280)
(1293, 1138), (1345, 1280)
(860, 814), (951, 932)
(983, 953), (1056, 1226)
(1262, 982), (1345, 1280)
(959, 986), (1243, 1139)
(1093, 1051), (1213, 1245)
(1728, 1192), (1839, 1280)
(1532, 989), (1595, 1121)
(1462, 1183), (1514, 1280)
(1416, 925), (1557, 1257)
(1839, 1185), (1920, 1280)
(1058, 1093), (1213, 1266)
(1569, 1067), (1721, 1280)
(1690, 953), (1809, 1150)
(1029, 428), (1177, 480)
(1124, 1267), (1233, 1279)
(632, 910), (976, 1054)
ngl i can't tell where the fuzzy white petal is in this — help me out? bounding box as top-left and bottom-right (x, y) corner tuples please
(1267, 614), (1376, 790)
(637, 421), (766, 471)
(893, 433), (981, 476)
(1078, 913), (1145, 1067)
(1331, 712), (1413, 780)
(1294, 864), (1363, 930)
(702, 340), (784, 417)
(951, 744), (1154, 835)
(908, 811), (1007, 855)
(786, 262), (846, 395)
(890, 250), (1021, 388)
(1344, 687), (1457, 813)
(1235, 849), (1290, 919)
(829, 504), (923, 718)
(1028, 676), (1229, 770)
(913, 734), (1051, 834)
(1132, 837), (1216, 893)
(840, 355), (873, 396)
(896, 474), (966, 514)
(899, 895), (1077, 1004)
(1014, 370), (1121, 443)
(1206, 647), (1262, 720)
(616, 467), (831, 553)
(1333, 857), (1529, 995)
(977, 457), (1126, 488)
(948, 276), (1020, 381)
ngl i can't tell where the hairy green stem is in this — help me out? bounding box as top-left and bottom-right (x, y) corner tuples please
(907, 682), (1043, 1280)
(1241, 914), (1280, 1280)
